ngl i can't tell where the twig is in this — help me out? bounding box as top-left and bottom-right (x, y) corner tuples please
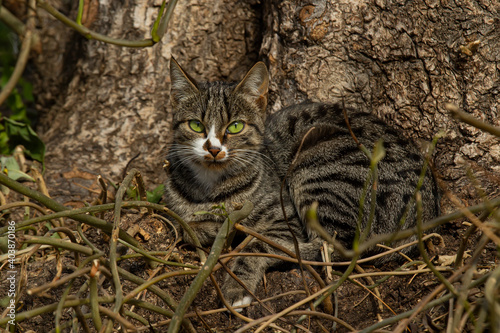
(153, 0), (179, 42)
(0, 6), (25, 36)
(97, 175), (108, 218)
(0, 201), (48, 215)
(0, 295), (178, 328)
(163, 207), (207, 263)
(455, 212), (485, 268)
(118, 239), (197, 269)
(0, 173), (142, 248)
(484, 264), (500, 329)
(444, 189), (500, 246)
(167, 202), (253, 333)
(209, 274), (253, 322)
(416, 192), (458, 296)
(72, 304), (91, 333)
(45, 227), (81, 266)
(133, 171), (150, 214)
(0, 200), (184, 237)
(0, 243), (55, 262)
(342, 98), (371, 158)
(152, 213), (179, 245)
(234, 310), (355, 333)
(55, 282), (78, 332)
(219, 252), (451, 275)
(391, 233), (490, 333)
(112, 264), (196, 332)
(0, 14), (33, 106)
(27, 266), (92, 295)
(452, 259), (476, 331)
(124, 311), (149, 328)
(76, 0), (84, 25)
(355, 196), (500, 257)
(36, 0), (177, 47)
(105, 168), (139, 332)
(127, 298), (175, 318)
(446, 103), (500, 137)
(256, 252), (360, 333)
(136, 290), (307, 332)
(36, 0), (153, 47)
(354, 265), (392, 316)
(0, 4), (40, 50)
(361, 270), (491, 333)
(211, 234), (254, 273)
(123, 268), (200, 304)
(0, 297), (109, 326)
(376, 243), (413, 262)
(98, 305), (137, 331)
(89, 262), (103, 331)
(22, 235), (93, 257)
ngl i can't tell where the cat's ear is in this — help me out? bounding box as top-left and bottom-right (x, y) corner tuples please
(170, 57), (200, 106)
(233, 62), (269, 113)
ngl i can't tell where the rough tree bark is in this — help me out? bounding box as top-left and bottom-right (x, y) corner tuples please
(260, 0), (500, 205)
(31, 0), (262, 199)
(29, 0), (499, 204)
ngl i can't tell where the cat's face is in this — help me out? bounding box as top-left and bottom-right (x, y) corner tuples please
(168, 58), (269, 179)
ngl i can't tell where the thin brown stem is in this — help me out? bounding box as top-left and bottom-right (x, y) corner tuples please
(446, 103), (500, 137)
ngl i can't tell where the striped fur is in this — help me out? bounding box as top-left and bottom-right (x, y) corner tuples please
(164, 59), (440, 308)
(265, 103), (440, 250)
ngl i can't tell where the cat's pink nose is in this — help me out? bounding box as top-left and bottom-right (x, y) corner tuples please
(208, 147), (221, 157)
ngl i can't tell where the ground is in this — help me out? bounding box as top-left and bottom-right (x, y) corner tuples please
(0, 162), (498, 332)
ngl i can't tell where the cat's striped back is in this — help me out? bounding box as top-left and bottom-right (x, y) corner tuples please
(265, 103), (440, 257)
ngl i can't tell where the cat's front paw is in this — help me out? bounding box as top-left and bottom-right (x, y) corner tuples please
(221, 254), (266, 312)
(180, 221), (219, 246)
(232, 296), (253, 312)
(222, 283), (253, 313)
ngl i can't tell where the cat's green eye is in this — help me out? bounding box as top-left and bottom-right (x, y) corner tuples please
(226, 121), (245, 134)
(188, 120), (205, 133)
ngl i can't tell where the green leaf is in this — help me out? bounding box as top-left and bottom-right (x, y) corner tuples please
(1, 155), (19, 171)
(146, 184), (165, 203)
(126, 186), (138, 200)
(0, 130), (9, 155)
(6, 169), (35, 182)
(0, 156), (34, 182)
(14, 92), (24, 112)
(19, 77), (34, 102)
(2, 117), (45, 163)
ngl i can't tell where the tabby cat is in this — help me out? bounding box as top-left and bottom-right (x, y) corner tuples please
(164, 58), (439, 309)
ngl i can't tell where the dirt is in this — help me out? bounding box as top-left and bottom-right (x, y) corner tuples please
(0, 171), (498, 333)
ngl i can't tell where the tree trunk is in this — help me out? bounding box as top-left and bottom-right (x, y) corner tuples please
(31, 0), (499, 202)
(32, 0), (262, 198)
(260, 0), (500, 203)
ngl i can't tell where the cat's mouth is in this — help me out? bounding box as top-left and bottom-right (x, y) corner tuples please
(200, 150), (227, 168)
(201, 158), (229, 170)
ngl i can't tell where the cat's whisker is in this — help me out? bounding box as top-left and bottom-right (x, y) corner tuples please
(229, 156), (253, 172)
(168, 154), (199, 170)
(168, 146), (193, 151)
(230, 149), (276, 172)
